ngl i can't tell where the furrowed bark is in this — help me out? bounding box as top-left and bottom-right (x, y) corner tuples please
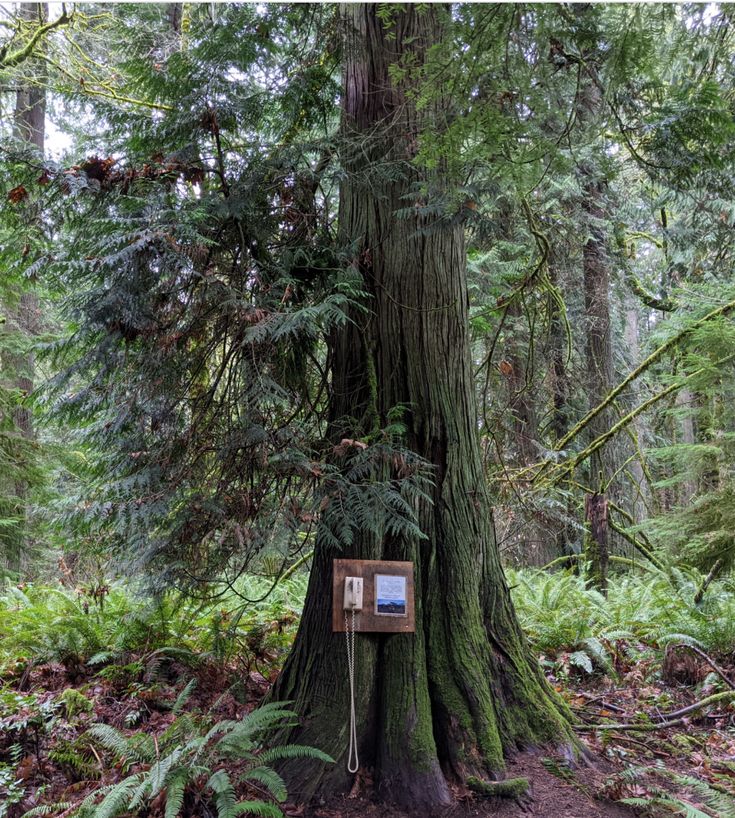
(269, 4), (573, 808)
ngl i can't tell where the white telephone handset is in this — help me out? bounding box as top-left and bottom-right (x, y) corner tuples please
(343, 576), (363, 611)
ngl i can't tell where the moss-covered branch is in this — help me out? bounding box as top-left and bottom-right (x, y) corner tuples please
(0, 8), (71, 69)
(557, 380), (681, 476)
(540, 553), (661, 573)
(626, 272), (677, 312)
(693, 557), (723, 605)
(607, 518), (665, 571)
(278, 550), (314, 583)
(42, 55), (174, 111)
(554, 296), (735, 454)
(547, 350), (735, 481)
(467, 776), (530, 798)
(577, 689), (735, 732)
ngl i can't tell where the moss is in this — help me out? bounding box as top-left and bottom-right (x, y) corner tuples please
(381, 633), (439, 773)
(467, 776), (530, 799)
(59, 688), (93, 718)
(584, 529), (604, 592)
(362, 337), (381, 436)
(426, 593), (505, 771)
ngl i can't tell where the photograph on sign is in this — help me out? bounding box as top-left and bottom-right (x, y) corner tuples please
(374, 574), (407, 616)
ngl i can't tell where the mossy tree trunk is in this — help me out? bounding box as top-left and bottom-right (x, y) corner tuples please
(580, 164), (615, 591)
(270, 5), (572, 809)
(574, 9), (619, 589)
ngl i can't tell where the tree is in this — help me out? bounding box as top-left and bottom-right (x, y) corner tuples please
(0, 2), (46, 574)
(27, 0), (735, 804)
(270, 6), (571, 807)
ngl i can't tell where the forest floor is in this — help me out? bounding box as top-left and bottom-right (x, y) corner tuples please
(310, 751), (635, 818)
(4, 644), (735, 818)
(2, 576), (735, 817)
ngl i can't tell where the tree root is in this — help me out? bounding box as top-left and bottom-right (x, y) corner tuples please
(467, 776), (530, 798)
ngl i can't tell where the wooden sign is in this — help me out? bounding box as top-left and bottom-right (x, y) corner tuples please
(332, 559), (415, 633)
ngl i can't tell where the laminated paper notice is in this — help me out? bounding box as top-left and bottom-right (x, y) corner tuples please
(374, 574), (407, 617)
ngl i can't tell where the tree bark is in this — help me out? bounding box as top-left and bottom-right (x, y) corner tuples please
(623, 290), (650, 520)
(270, 5), (572, 808)
(574, 13), (618, 589)
(12, 1), (45, 421)
(546, 246), (575, 559)
(2, 2), (45, 574)
(675, 387), (697, 504)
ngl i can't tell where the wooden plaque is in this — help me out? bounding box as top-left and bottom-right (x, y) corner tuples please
(332, 559), (415, 633)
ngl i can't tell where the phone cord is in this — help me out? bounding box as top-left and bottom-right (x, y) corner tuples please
(345, 609), (359, 774)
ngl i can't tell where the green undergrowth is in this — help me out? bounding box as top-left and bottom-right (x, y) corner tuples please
(508, 566), (735, 674)
(0, 573), (317, 818)
(1, 566), (735, 815)
(0, 574), (308, 680)
(4, 565), (734, 687)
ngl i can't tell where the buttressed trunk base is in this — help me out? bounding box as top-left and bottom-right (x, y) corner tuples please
(270, 5), (574, 808)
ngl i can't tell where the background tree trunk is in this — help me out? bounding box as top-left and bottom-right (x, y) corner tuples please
(271, 5), (571, 808)
(2, 2), (45, 574)
(575, 15), (619, 589)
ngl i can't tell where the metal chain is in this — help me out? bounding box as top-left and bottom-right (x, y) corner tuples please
(345, 608), (359, 773)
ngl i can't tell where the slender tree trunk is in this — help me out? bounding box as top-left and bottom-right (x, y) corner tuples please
(2, 2), (45, 574)
(574, 19), (619, 589)
(580, 162), (615, 589)
(494, 205), (550, 566)
(546, 247), (575, 559)
(548, 249), (571, 445)
(623, 290), (649, 520)
(271, 6), (572, 808)
(675, 387), (697, 504)
(506, 302), (538, 469)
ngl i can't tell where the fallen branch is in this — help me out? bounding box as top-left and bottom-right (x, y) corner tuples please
(658, 689), (735, 720)
(577, 716), (687, 732)
(467, 776), (530, 798)
(577, 689), (735, 732)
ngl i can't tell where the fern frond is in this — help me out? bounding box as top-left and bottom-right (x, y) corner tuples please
(93, 775), (144, 818)
(208, 769), (237, 818)
(242, 767), (287, 803)
(257, 744), (334, 765)
(164, 771), (187, 818)
(172, 678), (197, 716)
(231, 801), (284, 818)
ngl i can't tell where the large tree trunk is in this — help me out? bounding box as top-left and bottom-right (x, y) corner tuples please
(270, 6), (571, 808)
